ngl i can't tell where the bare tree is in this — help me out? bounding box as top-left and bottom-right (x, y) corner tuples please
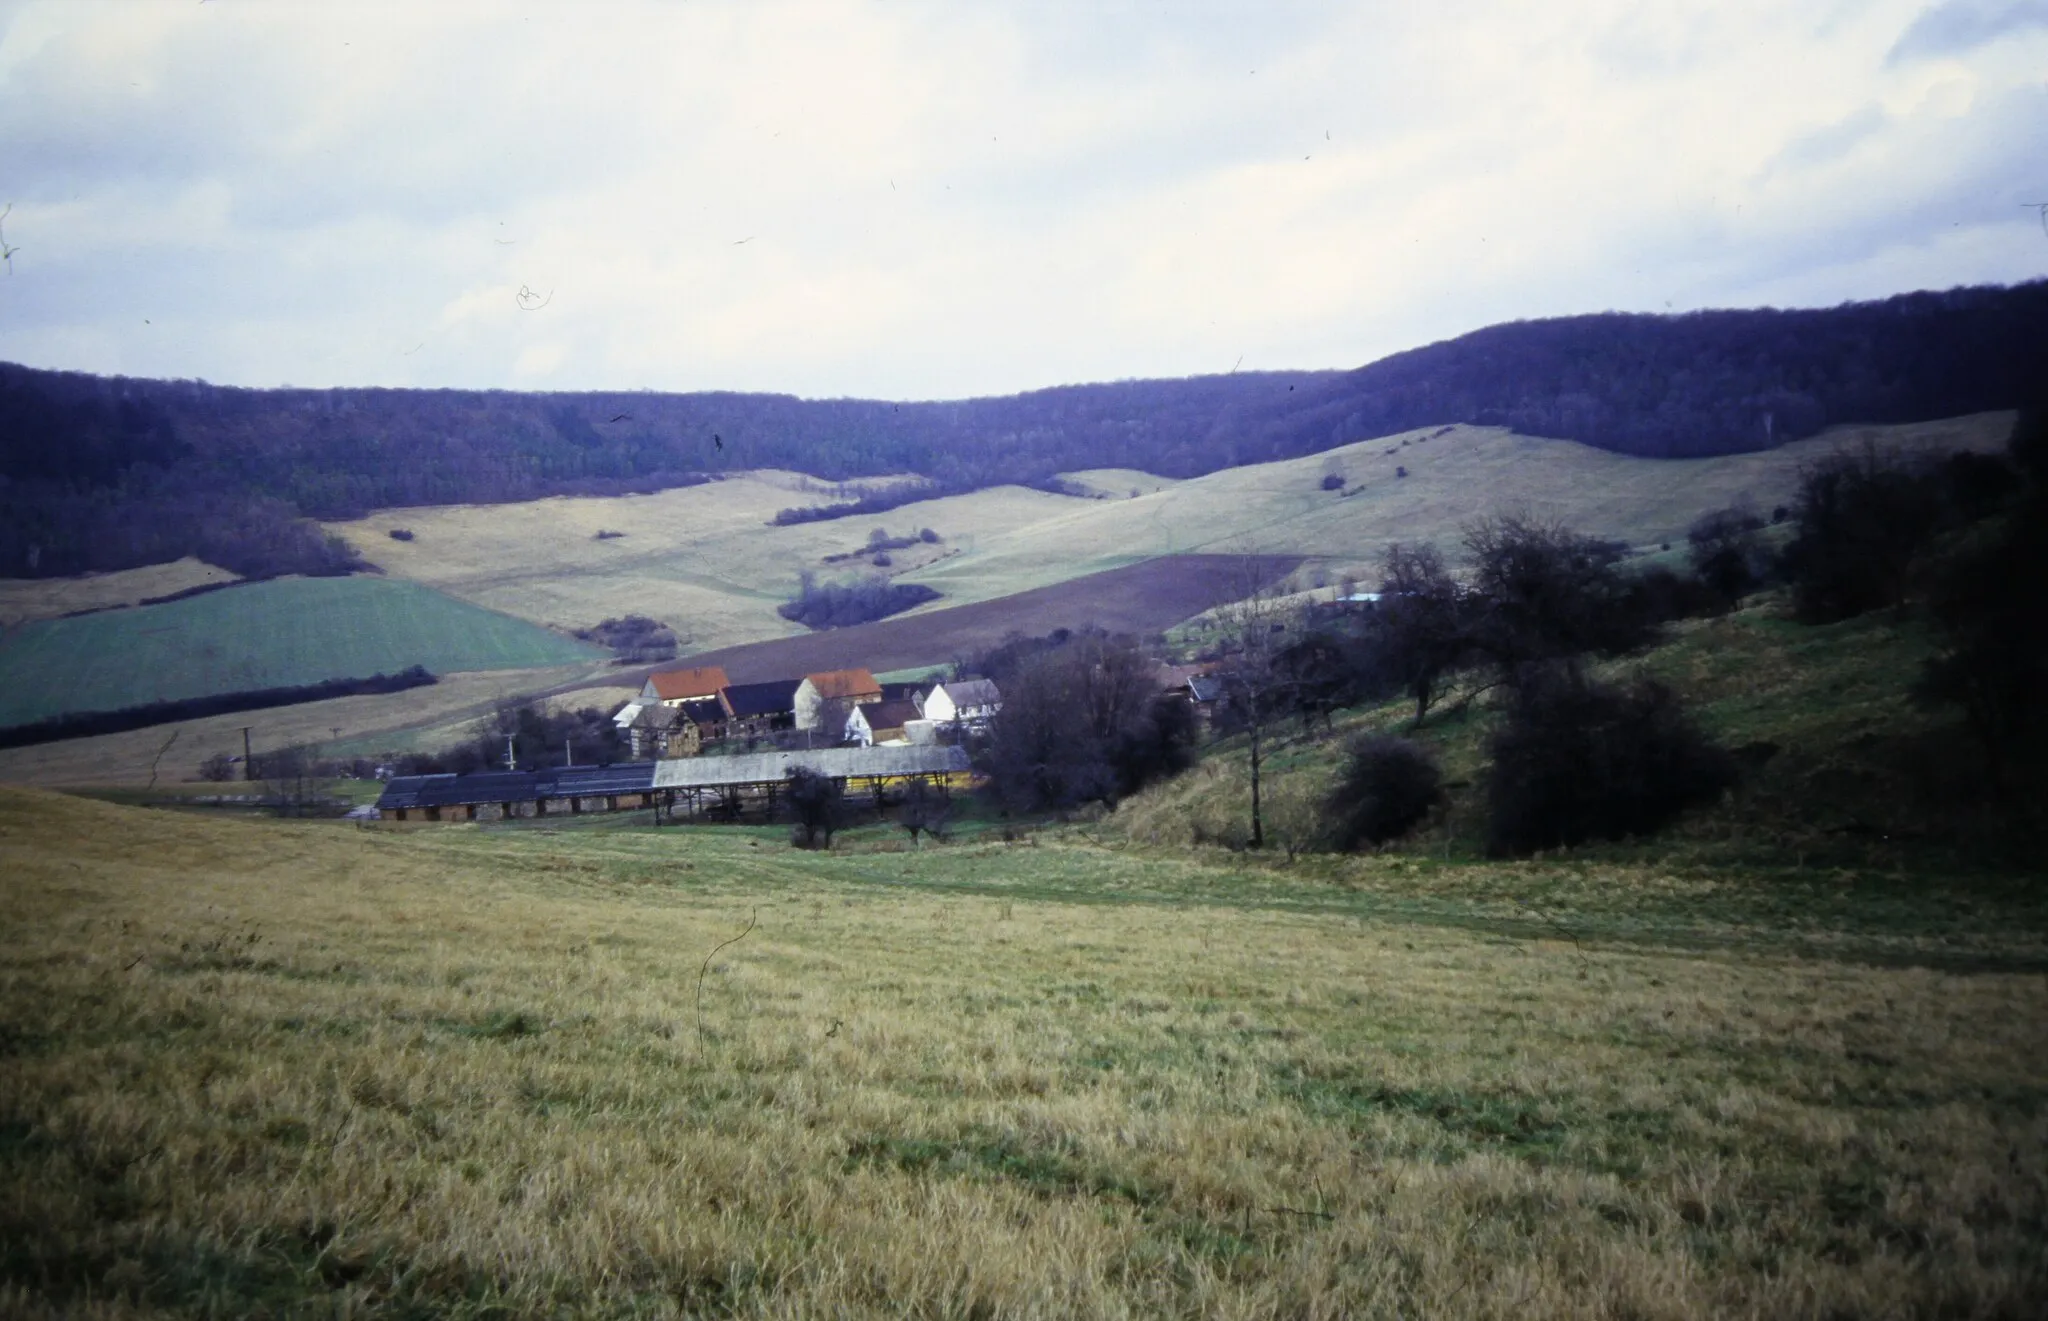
(1212, 553), (1293, 849)
(1374, 542), (1470, 727)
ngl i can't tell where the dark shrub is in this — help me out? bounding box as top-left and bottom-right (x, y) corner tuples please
(1914, 499), (2048, 792)
(982, 633), (1184, 811)
(1485, 670), (1736, 856)
(1321, 473), (1345, 491)
(1327, 735), (1443, 850)
(387, 528), (414, 541)
(779, 570), (941, 629)
(918, 527), (940, 543)
(1686, 505), (1767, 605)
(787, 766), (842, 849)
(1781, 445), (1941, 622)
(1464, 514), (1656, 667)
(574, 614), (678, 663)
(892, 777), (950, 846)
(1627, 565), (1724, 624)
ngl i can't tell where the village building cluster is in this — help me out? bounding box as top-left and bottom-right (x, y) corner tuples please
(376, 656), (1224, 824)
(611, 665), (1003, 759)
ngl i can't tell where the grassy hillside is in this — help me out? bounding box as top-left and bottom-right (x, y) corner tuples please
(1114, 588), (2037, 882)
(322, 472), (1082, 650)
(320, 414), (2012, 655)
(916, 413), (2016, 606)
(0, 576), (602, 731)
(4, 751), (2044, 1318)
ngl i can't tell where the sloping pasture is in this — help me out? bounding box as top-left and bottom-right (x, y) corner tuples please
(1, 787), (2042, 1317)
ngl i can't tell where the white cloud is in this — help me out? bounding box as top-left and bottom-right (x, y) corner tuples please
(0, 0), (2040, 398)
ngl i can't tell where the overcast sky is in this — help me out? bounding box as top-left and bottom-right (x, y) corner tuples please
(0, 1), (2043, 400)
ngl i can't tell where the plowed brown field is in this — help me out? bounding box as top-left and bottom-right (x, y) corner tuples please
(645, 553), (1300, 684)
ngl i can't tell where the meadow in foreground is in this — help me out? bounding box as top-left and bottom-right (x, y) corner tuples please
(3, 784), (2044, 1319)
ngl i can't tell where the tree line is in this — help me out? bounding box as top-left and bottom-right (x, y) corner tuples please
(5, 280), (2041, 578)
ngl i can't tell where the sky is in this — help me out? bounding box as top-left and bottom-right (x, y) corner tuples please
(0, 0), (2043, 401)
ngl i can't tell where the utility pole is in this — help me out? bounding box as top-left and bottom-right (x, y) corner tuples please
(241, 726), (253, 781)
(565, 735), (575, 768)
(504, 734), (517, 771)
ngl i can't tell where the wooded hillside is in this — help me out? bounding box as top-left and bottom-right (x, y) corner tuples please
(4, 280), (2041, 579)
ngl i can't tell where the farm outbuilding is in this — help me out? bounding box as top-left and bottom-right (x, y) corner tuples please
(845, 697), (924, 746)
(718, 679), (800, 737)
(651, 744), (972, 820)
(376, 744), (973, 824)
(922, 678), (1001, 728)
(376, 763), (658, 822)
(794, 669), (882, 733)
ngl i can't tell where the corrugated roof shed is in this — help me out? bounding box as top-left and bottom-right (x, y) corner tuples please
(651, 744), (969, 790)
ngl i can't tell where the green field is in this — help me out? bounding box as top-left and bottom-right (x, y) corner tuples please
(0, 576), (601, 729)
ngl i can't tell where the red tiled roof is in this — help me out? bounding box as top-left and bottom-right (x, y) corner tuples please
(647, 666), (731, 701)
(803, 668), (881, 700)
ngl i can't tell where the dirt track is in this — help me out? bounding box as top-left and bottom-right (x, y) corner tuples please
(596, 554), (1301, 687)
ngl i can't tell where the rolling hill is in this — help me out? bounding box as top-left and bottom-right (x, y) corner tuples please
(4, 281), (2043, 580)
(318, 413), (2016, 652)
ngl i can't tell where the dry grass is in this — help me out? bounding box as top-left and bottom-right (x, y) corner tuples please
(0, 558), (238, 629)
(3, 786), (2043, 1318)
(1056, 469), (1185, 498)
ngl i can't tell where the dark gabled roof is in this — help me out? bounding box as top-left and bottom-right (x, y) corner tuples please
(544, 763), (657, 797)
(376, 763), (657, 810)
(720, 679), (800, 718)
(625, 702), (676, 730)
(879, 681), (928, 703)
(677, 697), (725, 729)
(852, 698), (923, 734)
(1187, 675), (1226, 703)
(377, 771), (534, 810)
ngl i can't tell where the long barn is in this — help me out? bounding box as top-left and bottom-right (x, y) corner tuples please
(376, 745), (973, 823)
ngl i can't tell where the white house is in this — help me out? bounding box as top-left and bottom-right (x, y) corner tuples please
(922, 678), (1001, 728)
(845, 698), (924, 747)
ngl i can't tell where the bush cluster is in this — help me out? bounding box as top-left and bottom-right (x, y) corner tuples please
(1484, 671), (1737, 856)
(1326, 735), (1443, 850)
(778, 571), (941, 630)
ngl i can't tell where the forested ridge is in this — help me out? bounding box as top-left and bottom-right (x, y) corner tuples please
(4, 280), (2042, 579)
